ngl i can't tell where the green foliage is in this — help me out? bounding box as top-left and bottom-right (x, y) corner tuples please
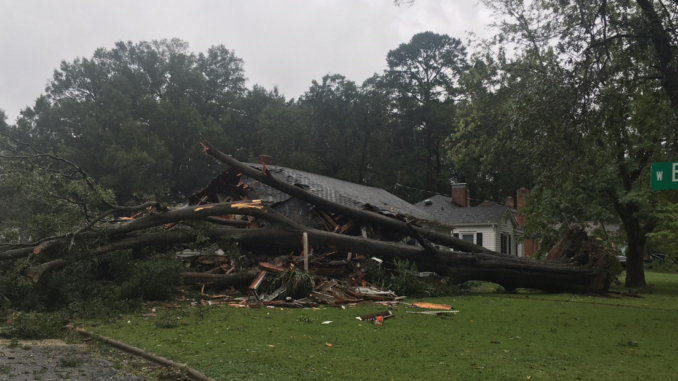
(2, 312), (68, 339)
(448, 0), (678, 287)
(646, 200), (678, 260)
(13, 39), (246, 203)
(264, 268), (314, 300)
(155, 312), (181, 329)
(118, 254), (184, 301)
(645, 261), (678, 274)
(296, 315), (314, 323)
(385, 32), (469, 194)
(388, 259), (430, 296)
(365, 259), (456, 298)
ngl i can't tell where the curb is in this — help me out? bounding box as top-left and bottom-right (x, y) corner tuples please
(75, 327), (217, 381)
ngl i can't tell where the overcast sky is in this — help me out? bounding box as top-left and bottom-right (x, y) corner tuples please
(0, 0), (495, 123)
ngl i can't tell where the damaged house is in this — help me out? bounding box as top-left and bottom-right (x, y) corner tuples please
(190, 157), (437, 241)
(414, 185), (540, 258)
(0, 140), (621, 296)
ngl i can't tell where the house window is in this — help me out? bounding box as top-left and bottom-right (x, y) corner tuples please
(476, 232), (483, 247)
(462, 234), (474, 243)
(500, 233), (512, 254)
(453, 233), (459, 238)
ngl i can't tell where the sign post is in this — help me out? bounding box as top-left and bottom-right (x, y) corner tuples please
(651, 161), (678, 190)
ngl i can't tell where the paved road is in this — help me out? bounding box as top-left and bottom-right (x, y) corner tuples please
(0, 339), (145, 381)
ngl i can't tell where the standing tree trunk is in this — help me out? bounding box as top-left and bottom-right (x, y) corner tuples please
(614, 198), (648, 288)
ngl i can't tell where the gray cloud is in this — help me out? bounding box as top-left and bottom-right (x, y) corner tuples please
(0, 0), (494, 123)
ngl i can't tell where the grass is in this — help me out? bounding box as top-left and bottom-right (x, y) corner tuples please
(80, 271), (678, 381)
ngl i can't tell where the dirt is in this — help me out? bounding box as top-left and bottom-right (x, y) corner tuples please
(0, 339), (148, 381)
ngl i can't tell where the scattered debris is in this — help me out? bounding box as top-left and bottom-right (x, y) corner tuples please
(412, 302), (453, 310)
(357, 311), (394, 321)
(405, 310), (459, 316)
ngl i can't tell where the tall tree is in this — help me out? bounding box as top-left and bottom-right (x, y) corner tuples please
(447, 56), (534, 202)
(385, 32), (469, 193)
(455, 0), (678, 287)
(13, 39), (246, 202)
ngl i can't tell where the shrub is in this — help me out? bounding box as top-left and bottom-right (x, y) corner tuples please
(263, 267), (314, 299)
(118, 255), (184, 301)
(2, 312), (67, 339)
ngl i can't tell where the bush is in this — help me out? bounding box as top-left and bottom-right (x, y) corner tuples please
(263, 267), (314, 299)
(2, 312), (67, 339)
(645, 260), (678, 273)
(118, 255), (184, 301)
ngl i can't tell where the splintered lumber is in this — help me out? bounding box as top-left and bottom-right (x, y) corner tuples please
(412, 302), (453, 310)
(406, 310), (459, 315)
(249, 271), (268, 290)
(258, 262), (287, 273)
(346, 289), (396, 301)
(358, 310), (394, 321)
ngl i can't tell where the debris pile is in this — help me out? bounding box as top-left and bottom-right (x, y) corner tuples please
(1, 139), (620, 296)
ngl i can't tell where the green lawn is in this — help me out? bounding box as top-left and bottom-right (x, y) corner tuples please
(82, 272), (678, 381)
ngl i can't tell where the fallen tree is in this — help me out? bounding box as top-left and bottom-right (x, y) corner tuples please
(0, 139), (621, 295)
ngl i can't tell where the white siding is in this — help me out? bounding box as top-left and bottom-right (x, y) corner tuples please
(451, 225), (496, 251)
(494, 211), (524, 256)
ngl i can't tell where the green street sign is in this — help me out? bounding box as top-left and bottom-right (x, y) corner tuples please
(651, 161), (678, 190)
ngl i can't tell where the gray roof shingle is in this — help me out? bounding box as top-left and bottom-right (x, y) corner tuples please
(242, 164), (435, 221)
(413, 194), (512, 225)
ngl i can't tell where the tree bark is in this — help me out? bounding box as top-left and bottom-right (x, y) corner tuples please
(73, 223), (614, 293)
(635, 0), (678, 112)
(613, 198), (648, 288)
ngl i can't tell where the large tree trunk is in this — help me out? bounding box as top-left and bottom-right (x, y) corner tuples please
(614, 199), (648, 288)
(1, 140), (620, 294)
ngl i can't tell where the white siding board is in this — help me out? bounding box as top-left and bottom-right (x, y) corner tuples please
(451, 225), (496, 251)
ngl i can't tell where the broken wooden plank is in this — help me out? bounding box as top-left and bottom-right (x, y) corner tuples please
(249, 270), (268, 290)
(258, 262), (287, 273)
(405, 310), (458, 315)
(412, 302), (453, 310)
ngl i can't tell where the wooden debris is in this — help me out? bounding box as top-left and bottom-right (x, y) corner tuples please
(405, 310), (459, 315)
(358, 310), (394, 321)
(249, 271), (267, 290)
(412, 302), (453, 310)
(258, 262), (287, 273)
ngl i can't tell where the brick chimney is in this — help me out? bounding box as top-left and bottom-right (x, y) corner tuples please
(505, 196), (515, 209)
(451, 183), (469, 207)
(258, 155), (274, 165)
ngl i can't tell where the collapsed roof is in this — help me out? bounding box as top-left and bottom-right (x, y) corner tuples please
(192, 164), (436, 221)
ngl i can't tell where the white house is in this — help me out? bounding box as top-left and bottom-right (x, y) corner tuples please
(413, 184), (525, 257)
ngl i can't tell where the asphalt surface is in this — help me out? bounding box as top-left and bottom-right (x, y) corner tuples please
(0, 339), (145, 381)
